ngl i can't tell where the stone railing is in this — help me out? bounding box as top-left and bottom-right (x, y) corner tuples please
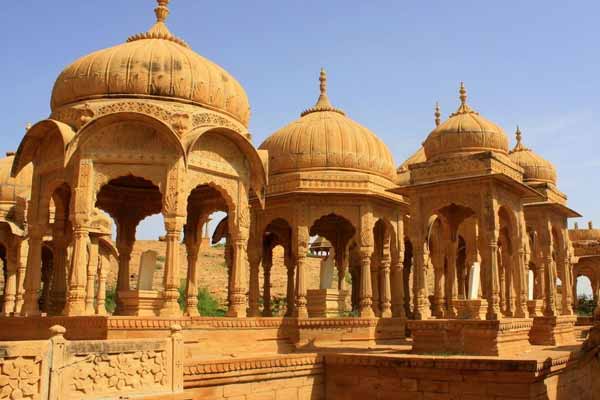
(0, 324), (184, 400)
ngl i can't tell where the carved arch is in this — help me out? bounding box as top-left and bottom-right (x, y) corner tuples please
(11, 119), (75, 177)
(186, 127), (267, 207)
(66, 112), (187, 166)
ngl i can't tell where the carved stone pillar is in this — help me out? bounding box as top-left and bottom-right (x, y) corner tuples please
(413, 239), (431, 320)
(115, 218), (135, 315)
(514, 247), (528, 318)
(543, 244), (557, 317)
(245, 240), (261, 318)
(96, 252), (108, 315)
(84, 236), (100, 315)
(14, 241), (26, 314)
(359, 247), (374, 318)
(49, 232), (68, 315)
(21, 227), (44, 316)
(338, 247), (349, 292)
(64, 226), (90, 316)
(161, 218), (183, 317)
(285, 252), (295, 317)
(2, 250), (17, 316)
(380, 243), (392, 318)
(432, 251), (445, 318)
(371, 252), (381, 316)
(446, 239), (459, 318)
(485, 229), (501, 320)
(227, 231), (249, 318)
(559, 249), (573, 316)
(262, 248), (273, 317)
(294, 225), (309, 318)
(184, 237), (200, 317)
(391, 250), (406, 318)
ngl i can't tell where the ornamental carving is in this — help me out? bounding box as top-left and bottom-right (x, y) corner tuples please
(0, 356), (41, 400)
(68, 350), (167, 396)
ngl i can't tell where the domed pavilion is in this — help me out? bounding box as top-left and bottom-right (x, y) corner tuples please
(250, 69), (409, 318)
(10, 0), (267, 318)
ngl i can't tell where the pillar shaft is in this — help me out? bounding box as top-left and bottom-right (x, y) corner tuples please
(161, 221), (183, 317)
(185, 242), (200, 317)
(380, 248), (392, 318)
(2, 253), (17, 316)
(64, 227), (90, 316)
(227, 236), (248, 318)
(84, 237), (99, 315)
(262, 250), (273, 317)
(285, 254), (295, 317)
(95, 253), (108, 316)
(359, 248), (374, 318)
(21, 230), (44, 316)
(486, 232), (501, 320)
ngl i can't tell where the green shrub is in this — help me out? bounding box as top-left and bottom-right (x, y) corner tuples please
(105, 286), (117, 314)
(576, 295), (596, 316)
(176, 281), (227, 317)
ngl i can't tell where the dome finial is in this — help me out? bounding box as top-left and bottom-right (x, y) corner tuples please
(511, 125), (529, 153)
(434, 102), (441, 126)
(301, 68), (345, 116)
(155, 0), (170, 23)
(459, 82), (467, 105)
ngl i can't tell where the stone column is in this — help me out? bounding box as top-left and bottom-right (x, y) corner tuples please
(247, 244), (261, 318)
(2, 250), (17, 316)
(285, 251), (295, 317)
(20, 227), (44, 316)
(446, 239), (459, 318)
(432, 250), (445, 318)
(14, 241), (27, 314)
(359, 247), (374, 317)
(84, 236), (99, 315)
(543, 243), (558, 317)
(184, 236), (200, 317)
(413, 238), (431, 320)
(161, 218), (183, 317)
(49, 231), (68, 315)
(64, 226), (90, 316)
(391, 249), (406, 318)
(115, 219), (135, 315)
(498, 248), (506, 314)
(370, 252), (381, 316)
(514, 247), (528, 318)
(262, 248), (273, 317)
(95, 252), (108, 315)
(380, 242), (392, 318)
(485, 229), (501, 320)
(559, 248), (573, 316)
(294, 225), (309, 318)
(227, 226), (249, 318)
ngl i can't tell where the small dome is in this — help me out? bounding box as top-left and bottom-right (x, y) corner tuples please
(259, 70), (396, 180)
(508, 127), (557, 184)
(423, 83), (509, 161)
(51, 1), (250, 127)
(396, 147), (426, 186)
(0, 153), (32, 203)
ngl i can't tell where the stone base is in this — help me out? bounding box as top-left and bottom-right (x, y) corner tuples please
(529, 315), (577, 346)
(306, 289), (348, 318)
(407, 318), (533, 356)
(454, 299), (487, 320)
(527, 299), (544, 317)
(117, 290), (163, 316)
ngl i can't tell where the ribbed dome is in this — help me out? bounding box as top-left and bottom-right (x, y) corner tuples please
(508, 127), (557, 184)
(423, 83), (509, 161)
(0, 153), (32, 203)
(51, 1), (251, 127)
(259, 70), (396, 180)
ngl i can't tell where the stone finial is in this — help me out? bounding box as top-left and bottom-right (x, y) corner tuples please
(510, 125), (530, 153)
(155, 0), (170, 23)
(49, 325), (66, 337)
(6, 151), (15, 157)
(589, 221), (593, 230)
(459, 82), (467, 105)
(301, 68), (345, 116)
(26, 122), (32, 132)
(434, 102), (441, 126)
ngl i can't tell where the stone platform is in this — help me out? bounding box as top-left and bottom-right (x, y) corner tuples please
(529, 315), (578, 346)
(407, 318), (534, 356)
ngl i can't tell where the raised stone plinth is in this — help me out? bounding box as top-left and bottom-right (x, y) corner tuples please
(117, 290), (164, 316)
(529, 315), (577, 346)
(454, 299), (487, 320)
(306, 289), (348, 318)
(407, 318), (533, 356)
(527, 299), (544, 317)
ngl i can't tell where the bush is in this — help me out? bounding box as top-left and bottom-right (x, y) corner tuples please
(177, 282), (227, 317)
(576, 295), (596, 316)
(105, 286), (117, 314)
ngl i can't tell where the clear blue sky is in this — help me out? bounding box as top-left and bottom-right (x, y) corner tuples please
(2, 1), (597, 295)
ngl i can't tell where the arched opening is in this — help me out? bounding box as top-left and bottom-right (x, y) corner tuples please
(181, 183), (232, 317)
(261, 218), (293, 317)
(575, 275), (594, 316)
(38, 245), (53, 314)
(95, 175), (162, 316)
(307, 214), (356, 318)
(403, 238), (413, 318)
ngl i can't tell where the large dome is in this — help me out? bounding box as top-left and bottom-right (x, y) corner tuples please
(51, 1), (251, 127)
(508, 127), (557, 185)
(0, 152), (32, 204)
(259, 70), (396, 180)
(423, 83), (509, 161)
